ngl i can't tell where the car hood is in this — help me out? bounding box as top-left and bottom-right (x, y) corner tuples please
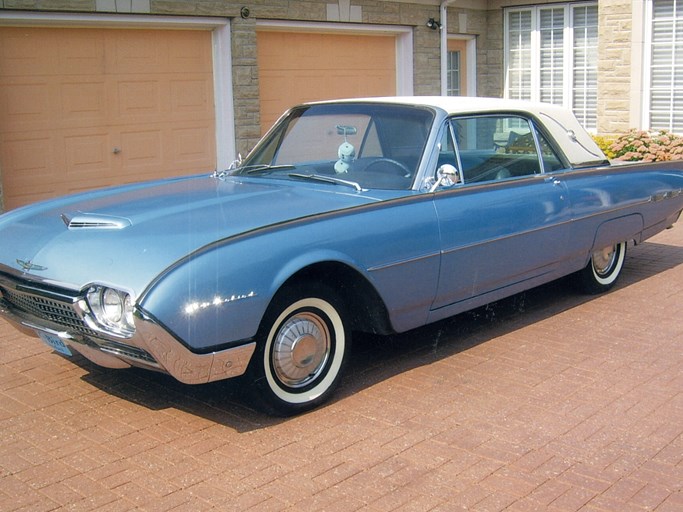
(0, 174), (389, 295)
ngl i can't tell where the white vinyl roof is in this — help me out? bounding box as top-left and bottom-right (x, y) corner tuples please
(314, 96), (608, 168)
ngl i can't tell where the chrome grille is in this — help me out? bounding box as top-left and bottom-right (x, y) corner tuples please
(0, 274), (159, 368)
(0, 285), (97, 337)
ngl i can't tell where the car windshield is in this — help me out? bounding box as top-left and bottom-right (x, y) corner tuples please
(234, 103), (435, 190)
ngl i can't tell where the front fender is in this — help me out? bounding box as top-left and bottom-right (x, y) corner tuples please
(138, 197), (441, 352)
(138, 232), (297, 352)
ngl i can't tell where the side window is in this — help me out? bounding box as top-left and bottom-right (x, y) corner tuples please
(451, 115), (543, 183)
(437, 124), (458, 169)
(535, 129), (565, 172)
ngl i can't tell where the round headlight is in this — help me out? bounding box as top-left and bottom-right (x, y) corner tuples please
(124, 294), (134, 327)
(102, 288), (124, 323)
(86, 285), (136, 336)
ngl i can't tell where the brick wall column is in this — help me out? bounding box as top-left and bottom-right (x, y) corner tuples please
(481, 8), (504, 98)
(598, 0), (635, 134)
(230, 16), (262, 157)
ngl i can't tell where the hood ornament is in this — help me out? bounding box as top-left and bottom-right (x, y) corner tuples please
(16, 259), (48, 272)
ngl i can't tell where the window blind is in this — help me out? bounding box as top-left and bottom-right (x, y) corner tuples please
(650, 0), (683, 132)
(504, 3), (598, 130)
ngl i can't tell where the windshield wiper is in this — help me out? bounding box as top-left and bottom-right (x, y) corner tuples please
(237, 164), (296, 175)
(288, 173), (365, 192)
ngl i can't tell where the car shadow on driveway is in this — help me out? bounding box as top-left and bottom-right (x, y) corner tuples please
(75, 239), (683, 431)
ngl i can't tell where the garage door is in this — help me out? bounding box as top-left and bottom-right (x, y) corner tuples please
(0, 27), (215, 210)
(257, 31), (397, 133)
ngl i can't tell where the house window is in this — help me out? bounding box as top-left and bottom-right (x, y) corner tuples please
(447, 50), (462, 96)
(647, 0), (683, 132)
(504, 3), (598, 130)
(446, 39), (470, 96)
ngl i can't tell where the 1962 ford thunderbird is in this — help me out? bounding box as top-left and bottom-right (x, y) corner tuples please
(1, 97), (682, 415)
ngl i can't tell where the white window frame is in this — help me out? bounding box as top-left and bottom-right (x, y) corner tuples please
(504, 2), (598, 130)
(445, 35), (477, 97)
(447, 50), (462, 96)
(642, 0), (683, 132)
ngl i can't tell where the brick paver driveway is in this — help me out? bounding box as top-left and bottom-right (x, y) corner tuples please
(1, 224), (682, 511)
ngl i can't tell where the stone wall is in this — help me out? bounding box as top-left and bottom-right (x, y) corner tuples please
(230, 16), (261, 156)
(597, 0), (634, 134)
(480, 8), (504, 98)
(443, 5), (499, 98)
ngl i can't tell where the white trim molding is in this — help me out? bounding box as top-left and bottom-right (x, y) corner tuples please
(632, 0), (647, 130)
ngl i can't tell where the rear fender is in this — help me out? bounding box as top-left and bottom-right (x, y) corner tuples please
(591, 214), (643, 254)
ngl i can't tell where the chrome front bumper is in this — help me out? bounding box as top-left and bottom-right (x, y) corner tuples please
(0, 293), (255, 385)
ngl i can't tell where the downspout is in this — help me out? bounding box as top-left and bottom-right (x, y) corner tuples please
(440, 1), (458, 95)
(439, 0), (456, 96)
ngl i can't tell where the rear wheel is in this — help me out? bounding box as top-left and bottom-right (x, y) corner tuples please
(248, 283), (350, 416)
(575, 241), (626, 294)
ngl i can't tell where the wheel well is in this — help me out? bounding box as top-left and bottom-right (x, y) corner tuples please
(279, 262), (394, 336)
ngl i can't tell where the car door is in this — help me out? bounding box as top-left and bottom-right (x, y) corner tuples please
(429, 114), (572, 315)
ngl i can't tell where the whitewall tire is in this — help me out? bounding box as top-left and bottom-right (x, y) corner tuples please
(576, 241), (627, 294)
(249, 284), (350, 415)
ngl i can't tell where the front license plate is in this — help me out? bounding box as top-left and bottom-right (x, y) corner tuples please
(37, 332), (72, 357)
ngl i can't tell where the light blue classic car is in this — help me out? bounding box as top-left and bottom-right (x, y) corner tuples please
(1, 97), (682, 415)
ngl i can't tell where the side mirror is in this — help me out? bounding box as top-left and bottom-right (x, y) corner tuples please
(429, 164), (461, 192)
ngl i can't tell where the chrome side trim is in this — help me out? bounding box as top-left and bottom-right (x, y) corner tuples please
(366, 250), (440, 272)
(650, 188), (682, 202)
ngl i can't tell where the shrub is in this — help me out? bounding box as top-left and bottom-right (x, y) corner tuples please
(606, 130), (683, 162)
(592, 135), (617, 159)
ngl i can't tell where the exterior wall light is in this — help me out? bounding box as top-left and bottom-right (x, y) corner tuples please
(427, 18), (441, 30)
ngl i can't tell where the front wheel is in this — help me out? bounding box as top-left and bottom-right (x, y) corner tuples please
(248, 284), (350, 416)
(575, 241), (627, 294)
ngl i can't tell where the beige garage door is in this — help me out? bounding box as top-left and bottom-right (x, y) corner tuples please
(257, 31), (397, 133)
(0, 27), (215, 210)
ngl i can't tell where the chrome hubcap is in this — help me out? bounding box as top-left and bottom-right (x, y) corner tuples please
(593, 245), (617, 276)
(272, 312), (330, 388)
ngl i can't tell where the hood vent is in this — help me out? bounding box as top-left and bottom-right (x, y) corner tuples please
(61, 213), (132, 230)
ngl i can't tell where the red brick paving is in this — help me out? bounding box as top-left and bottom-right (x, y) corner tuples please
(1, 224), (682, 511)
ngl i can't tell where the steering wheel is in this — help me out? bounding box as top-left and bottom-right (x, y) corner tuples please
(362, 158), (412, 178)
